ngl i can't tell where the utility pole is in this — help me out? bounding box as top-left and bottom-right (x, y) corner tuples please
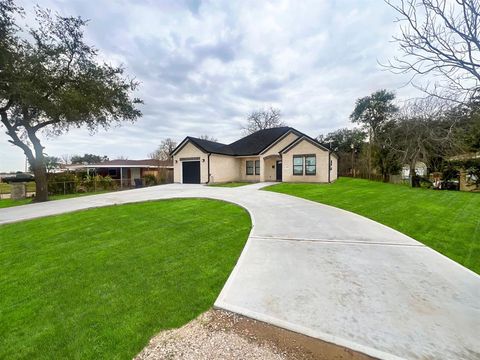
(368, 128), (372, 179)
(351, 143), (355, 177)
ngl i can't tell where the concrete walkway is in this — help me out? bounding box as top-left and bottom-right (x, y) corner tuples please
(0, 184), (479, 360)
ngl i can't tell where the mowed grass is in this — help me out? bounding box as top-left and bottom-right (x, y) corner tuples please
(266, 177), (480, 274)
(209, 182), (251, 187)
(0, 199), (251, 359)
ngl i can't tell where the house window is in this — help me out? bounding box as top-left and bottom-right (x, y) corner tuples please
(305, 155), (316, 175)
(108, 168), (118, 177)
(255, 160), (260, 175)
(293, 155), (316, 175)
(246, 160), (254, 175)
(293, 156), (303, 175)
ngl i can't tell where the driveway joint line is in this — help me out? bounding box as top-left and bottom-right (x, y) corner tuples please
(250, 235), (426, 247)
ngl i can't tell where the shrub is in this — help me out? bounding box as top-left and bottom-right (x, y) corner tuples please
(419, 177), (432, 189)
(143, 174), (158, 186)
(95, 175), (116, 190)
(48, 172), (79, 195)
(80, 175), (95, 192)
(79, 175), (117, 191)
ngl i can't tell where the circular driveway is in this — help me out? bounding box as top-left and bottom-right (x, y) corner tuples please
(1, 183), (479, 360)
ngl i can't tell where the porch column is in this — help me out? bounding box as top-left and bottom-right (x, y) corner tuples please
(259, 156), (265, 182)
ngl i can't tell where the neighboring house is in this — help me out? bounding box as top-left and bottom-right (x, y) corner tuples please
(67, 159), (173, 186)
(401, 161), (428, 179)
(172, 127), (338, 184)
(449, 152), (480, 192)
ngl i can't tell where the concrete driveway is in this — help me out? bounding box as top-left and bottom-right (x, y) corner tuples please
(0, 183), (479, 360)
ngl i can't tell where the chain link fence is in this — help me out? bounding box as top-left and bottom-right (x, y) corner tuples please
(0, 177), (162, 200)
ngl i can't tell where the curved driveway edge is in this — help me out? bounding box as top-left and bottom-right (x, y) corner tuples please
(0, 184), (479, 360)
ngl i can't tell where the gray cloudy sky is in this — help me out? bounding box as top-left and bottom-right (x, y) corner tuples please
(1, 0), (420, 171)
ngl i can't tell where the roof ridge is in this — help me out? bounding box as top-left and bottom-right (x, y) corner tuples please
(187, 136), (228, 146)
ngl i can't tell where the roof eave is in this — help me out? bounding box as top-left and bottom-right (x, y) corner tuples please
(171, 137), (208, 156)
(280, 136), (330, 154)
(258, 128), (299, 155)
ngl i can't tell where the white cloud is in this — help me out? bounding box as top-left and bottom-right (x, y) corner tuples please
(1, 0), (422, 171)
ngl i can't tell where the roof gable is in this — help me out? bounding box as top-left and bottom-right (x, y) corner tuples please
(228, 127), (292, 156)
(280, 136), (330, 154)
(172, 137), (215, 156)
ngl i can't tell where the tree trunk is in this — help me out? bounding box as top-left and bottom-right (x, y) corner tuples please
(27, 128), (49, 202)
(410, 162), (417, 188)
(31, 157), (48, 202)
(368, 129), (372, 179)
(383, 171), (389, 183)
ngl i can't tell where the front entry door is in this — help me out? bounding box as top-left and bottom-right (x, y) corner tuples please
(276, 160), (282, 181)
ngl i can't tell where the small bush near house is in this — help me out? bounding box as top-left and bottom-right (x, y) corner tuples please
(80, 175), (95, 192)
(48, 172), (79, 195)
(96, 175), (116, 190)
(143, 174), (158, 186)
(80, 175), (117, 192)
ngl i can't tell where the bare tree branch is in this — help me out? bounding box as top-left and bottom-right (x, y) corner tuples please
(243, 107), (286, 135)
(384, 0), (480, 103)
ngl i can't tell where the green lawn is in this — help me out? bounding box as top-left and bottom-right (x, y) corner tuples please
(0, 199), (251, 359)
(0, 191), (112, 209)
(266, 177), (480, 274)
(209, 182), (251, 187)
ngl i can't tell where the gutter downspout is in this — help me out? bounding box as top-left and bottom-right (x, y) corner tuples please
(206, 153), (211, 184)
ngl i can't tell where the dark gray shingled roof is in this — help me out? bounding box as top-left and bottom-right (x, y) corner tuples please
(186, 137), (234, 155)
(182, 127), (293, 156)
(174, 127), (332, 156)
(228, 127), (294, 155)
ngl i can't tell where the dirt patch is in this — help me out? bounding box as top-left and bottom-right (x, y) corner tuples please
(135, 309), (376, 360)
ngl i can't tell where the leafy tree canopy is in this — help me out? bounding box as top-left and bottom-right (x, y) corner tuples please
(350, 90), (398, 138)
(71, 153), (109, 164)
(318, 128), (366, 153)
(0, 2), (142, 201)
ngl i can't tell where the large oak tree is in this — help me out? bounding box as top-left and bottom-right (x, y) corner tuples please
(0, 1), (142, 201)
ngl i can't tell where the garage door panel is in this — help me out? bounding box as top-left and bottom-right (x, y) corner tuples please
(182, 161), (200, 184)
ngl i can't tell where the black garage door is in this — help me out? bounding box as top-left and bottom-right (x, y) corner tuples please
(182, 161), (200, 184)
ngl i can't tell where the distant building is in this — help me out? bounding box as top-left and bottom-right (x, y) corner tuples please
(401, 162), (428, 179)
(66, 159), (173, 186)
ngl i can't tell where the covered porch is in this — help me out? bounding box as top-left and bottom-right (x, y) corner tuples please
(261, 154), (282, 182)
(236, 155), (282, 183)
